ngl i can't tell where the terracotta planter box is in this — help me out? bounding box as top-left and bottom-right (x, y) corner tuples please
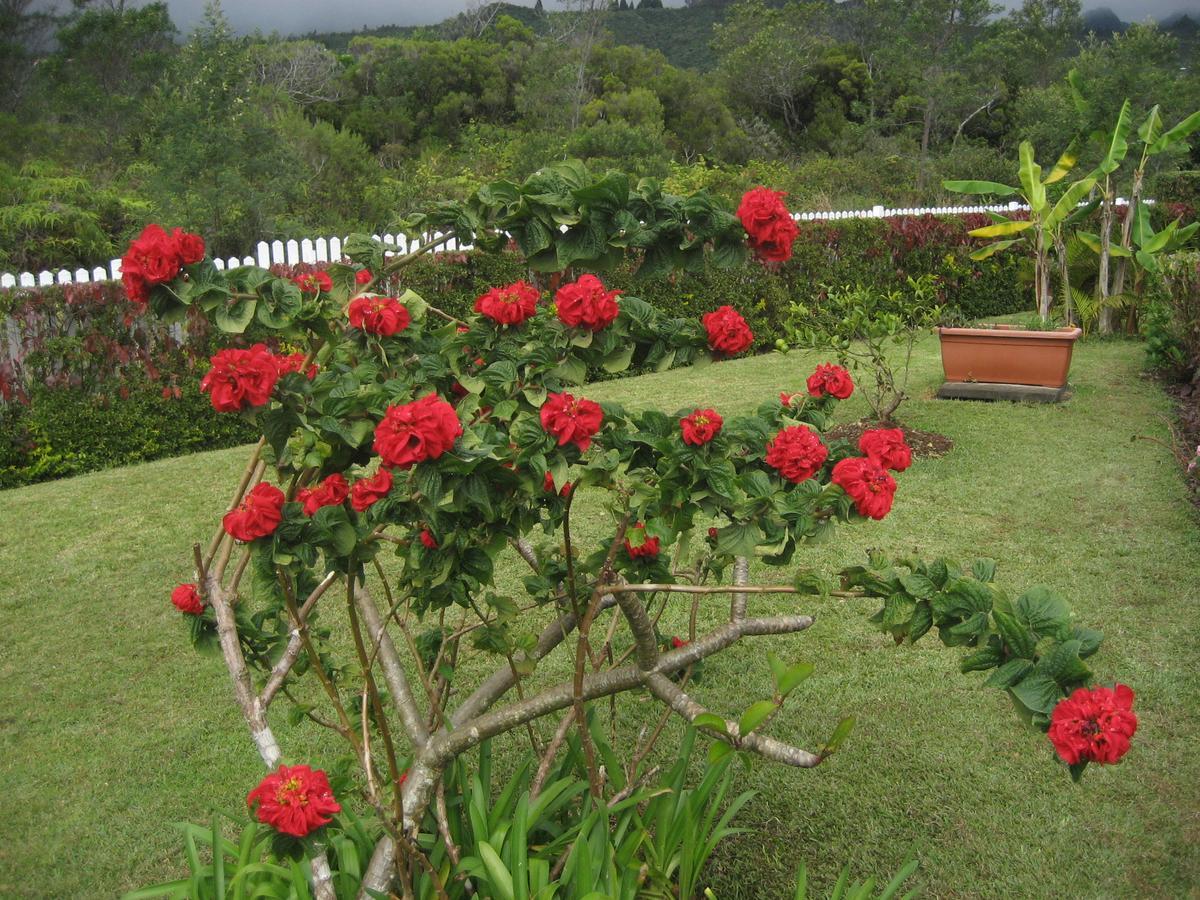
(937, 325), (1083, 388)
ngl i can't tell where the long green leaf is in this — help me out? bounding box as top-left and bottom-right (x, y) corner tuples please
(1148, 109), (1200, 154)
(1044, 137), (1082, 184)
(1137, 104), (1163, 145)
(479, 842), (516, 900)
(942, 179), (1018, 197)
(1045, 176), (1097, 231)
(968, 239), (1020, 260)
(1091, 100), (1131, 176)
(968, 220), (1033, 238)
(1018, 142), (1044, 211)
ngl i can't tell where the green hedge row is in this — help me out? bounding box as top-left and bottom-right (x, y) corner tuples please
(0, 385), (259, 489)
(396, 215), (1028, 349)
(0, 214), (1027, 489)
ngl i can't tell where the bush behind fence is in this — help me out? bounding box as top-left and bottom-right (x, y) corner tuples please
(0, 214), (1026, 488)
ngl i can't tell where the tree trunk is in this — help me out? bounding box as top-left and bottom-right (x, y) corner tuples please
(1097, 187), (1114, 334)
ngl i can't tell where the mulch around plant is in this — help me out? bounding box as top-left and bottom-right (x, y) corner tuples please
(826, 420), (954, 459)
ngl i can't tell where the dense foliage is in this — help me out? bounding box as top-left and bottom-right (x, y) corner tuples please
(3, 1), (1199, 269)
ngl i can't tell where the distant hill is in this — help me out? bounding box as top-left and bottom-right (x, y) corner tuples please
(1082, 7), (1125, 36)
(307, 1), (729, 70)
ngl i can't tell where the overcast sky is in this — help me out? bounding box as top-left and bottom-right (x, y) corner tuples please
(44, 0), (1200, 38)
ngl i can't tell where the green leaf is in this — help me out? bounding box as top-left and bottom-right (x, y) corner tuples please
(1035, 639), (1092, 686)
(821, 716), (855, 756)
(1015, 587), (1071, 640)
(216, 298), (257, 333)
(984, 657), (1034, 688)
(478, 842), (516, 900)
(1148, 109), (1200, 154)
(967, 220), (1033, 238)
(942, 180), (1018, 197)
(1009, 673), (1063, 717)
(899, 573), (936, 600)
(715, 522), (764, 558)
(970, 559), (997, 583)
(777, 662), (814, 697)
(693, 712), (728, 734)
(708, 741), (734, 765)
(549, 355), (587, 385)
(600, 344), (635, 374)
(1091, 101), (1131, 176)
(992, 607), (1036, 659)
(738, 700), (777, 736)
(968, 239), (1020, 261)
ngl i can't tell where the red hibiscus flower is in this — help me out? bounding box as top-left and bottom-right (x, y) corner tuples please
(351, 468), (393, 512)
(121, 224), (204, 305)
(1048, 684), (1138, 766)
(123, 224), (183, 283)
(293, 271), (333, 294)
(831, 457), (896, 520)
(702, 306), (754, 355)
(373, 394), (463, 469)
(247, 764), (341, 838)
(275, 352), (318, 380)
(355, 269), (373, 285)
(766, 425), (828, 483)
(475, 280), (540, 326)
(172, 227), (206, 265)
(297, 473), (349, 516)
(348, 296), (411, 336)
(859, 428), (912, 472)
(555, 274), (621, 331)
(419, 528), (438, 549)
(806, 363), (854, 400)
(200, 344), (281, 412)
(670, 636), (689, 649)
(223, 482), (286, 542)
(171, 583), (204, 615)
(122, 270), (149, 306)
(540, 392), (603, 452)
(736, 187), (798, 263)
(543, 471), (573, 497)
(624, 522), (660, 559)
(680, 408), (724, 445)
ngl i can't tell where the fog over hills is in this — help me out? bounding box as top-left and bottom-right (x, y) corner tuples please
(30, 0), (1200, 38)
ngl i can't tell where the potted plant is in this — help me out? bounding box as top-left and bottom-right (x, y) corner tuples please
(941, 141), (1093, 394)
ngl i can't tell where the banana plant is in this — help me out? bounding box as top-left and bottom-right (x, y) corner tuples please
(945, 140), (1096, 321)
(1068, 75), (1200, 331)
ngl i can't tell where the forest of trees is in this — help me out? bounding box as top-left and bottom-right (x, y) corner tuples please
(2, 0), (1198, 270)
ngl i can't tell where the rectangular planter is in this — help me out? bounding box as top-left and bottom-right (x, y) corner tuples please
(937, 325), (1083, 388)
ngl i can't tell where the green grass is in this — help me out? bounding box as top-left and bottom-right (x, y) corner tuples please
(1, 335), (1197, 899)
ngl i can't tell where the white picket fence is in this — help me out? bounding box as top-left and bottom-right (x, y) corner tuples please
(0, 199), (1135, 291)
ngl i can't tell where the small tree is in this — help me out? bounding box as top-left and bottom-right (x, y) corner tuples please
(784, 274), (943, 424)
(131, 163), (1137, 899)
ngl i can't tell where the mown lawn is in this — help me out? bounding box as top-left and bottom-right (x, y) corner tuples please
(1, 335), (1197, 899)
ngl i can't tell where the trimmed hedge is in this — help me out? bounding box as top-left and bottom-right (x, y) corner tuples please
(0, 214), (1027, 488)
(0, 385), (258, 489)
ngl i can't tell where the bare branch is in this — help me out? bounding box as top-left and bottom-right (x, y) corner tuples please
(353, 583), (431, 749)
(644, 673), (821, 768)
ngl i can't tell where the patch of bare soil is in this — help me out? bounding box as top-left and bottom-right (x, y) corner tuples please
(826, 420), (954, 459)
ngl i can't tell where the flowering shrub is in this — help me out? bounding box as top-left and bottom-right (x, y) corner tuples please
(130, 162), (1132, 898)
